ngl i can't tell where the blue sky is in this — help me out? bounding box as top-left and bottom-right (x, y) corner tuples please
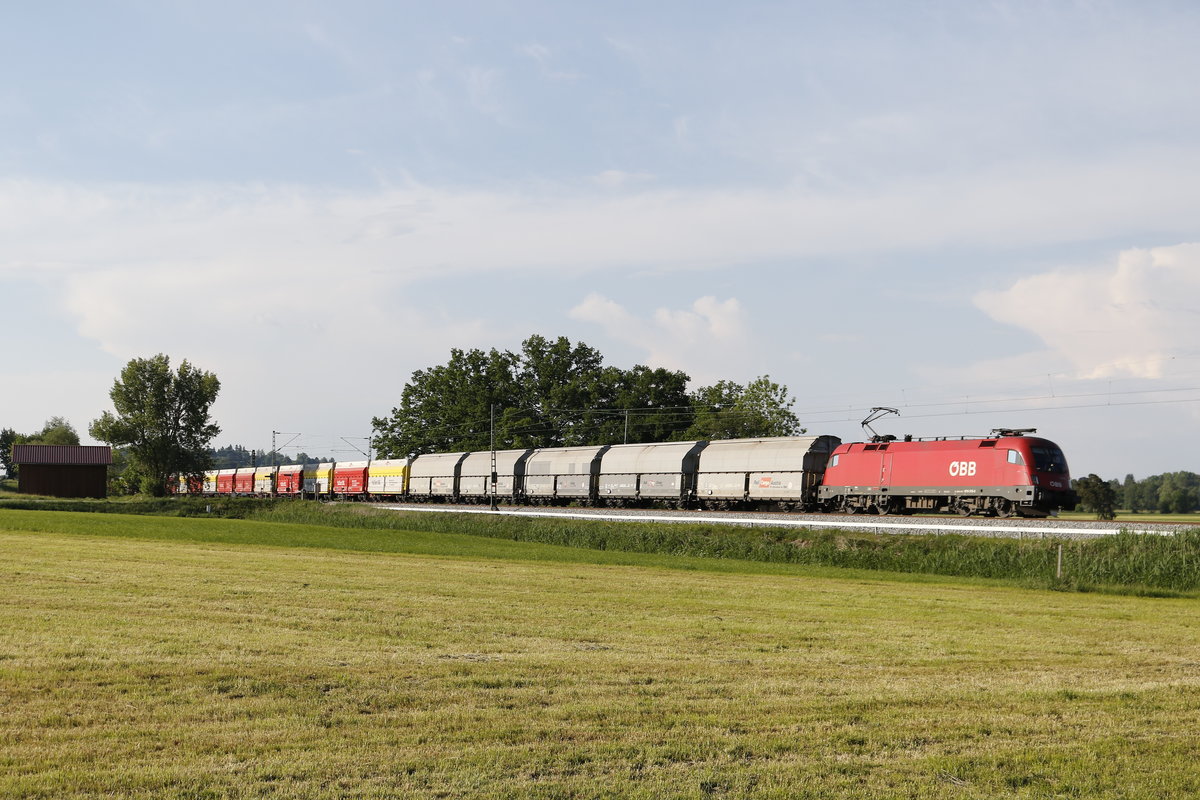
(5, 1), (1200, 478)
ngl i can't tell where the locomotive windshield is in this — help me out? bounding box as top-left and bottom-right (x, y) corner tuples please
(1031, 445), (1067, 474)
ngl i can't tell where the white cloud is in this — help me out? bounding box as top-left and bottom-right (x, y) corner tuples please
(6, 170), (1200, 447)
(974, 243), (1200, 379)
(7, 145), (1200, 287)
(570, 293), (747, 381)
(591, 170), (655, 189)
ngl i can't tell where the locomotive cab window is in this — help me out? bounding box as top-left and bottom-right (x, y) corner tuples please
(829, 454), (840, 467)
(1031, 445), (1067, 474)
(1006, 449), (1024, 465)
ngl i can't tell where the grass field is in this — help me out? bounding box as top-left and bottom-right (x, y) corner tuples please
(1057, 509), (1200, 523)
(2, 509), (1200, 798)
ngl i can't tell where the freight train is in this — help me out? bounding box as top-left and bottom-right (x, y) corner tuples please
(180, 429), (1077, 517)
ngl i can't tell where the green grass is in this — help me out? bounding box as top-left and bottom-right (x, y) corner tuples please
(1, 510), (1199, 798)
(5, 499), (1200, 594)
(1058, 509), (1200, 523)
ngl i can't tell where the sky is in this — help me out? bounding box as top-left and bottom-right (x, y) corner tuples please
(4, 0), (1200, 479)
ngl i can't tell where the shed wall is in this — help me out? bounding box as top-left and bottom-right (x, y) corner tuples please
(18, 465), (107, 498)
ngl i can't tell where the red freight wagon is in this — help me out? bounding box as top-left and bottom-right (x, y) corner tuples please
(333, 460), (369, 498)
(276, 464), (304, 496)
(216, 469), (237, 495)
(817, 431), (1076, 517)
(174, 474), (202, 495)
(234, 467), (256, 495)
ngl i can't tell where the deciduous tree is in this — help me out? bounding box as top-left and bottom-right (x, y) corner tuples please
(1074, 473), (1118, 520)
(371, 336), (800, 457)
(684, 376), (803, 440)
(0, 427), (19, 479)
(89, 354), (221, 496)
(1, 418), (81, 479)
(28, 416), (81, 446)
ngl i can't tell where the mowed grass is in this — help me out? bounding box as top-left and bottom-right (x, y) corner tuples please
(2, 512), (1200, 799)
(1057, 509), (1200, 524)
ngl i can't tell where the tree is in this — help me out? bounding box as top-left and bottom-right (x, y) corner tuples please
(372, 346), (523, 457)
(1074, 474), (1117, 520)
(0, 418), (80, 479)
(371, 335), (696, 458)
(89, 354), (221, 496)
(1138, 474), (1164, 513)
(207, 445), (331, 468)
(0, 427), (19, 479)
(1157, 472), (1199, 514)
(1123, 474), (1140, 513)
(684, 376), (803, 440)
(597, 364), (692, 445)
(371, 336), (805, 457)
(27, 416), (81, 446)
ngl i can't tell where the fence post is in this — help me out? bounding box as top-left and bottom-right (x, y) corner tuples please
(1056, 543), (1063, 580)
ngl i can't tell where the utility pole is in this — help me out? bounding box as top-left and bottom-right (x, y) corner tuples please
(489, 404), (498, 511)
(272, 431), (302, 498)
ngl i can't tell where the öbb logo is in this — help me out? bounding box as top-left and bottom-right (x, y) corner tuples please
(949, 461), (977, 477)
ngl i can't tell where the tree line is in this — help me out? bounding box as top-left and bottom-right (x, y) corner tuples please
(0, 417), (83, 479)
(5, 338), (802, 495)
(370, 334), (802, 458)
(1073, 471), (1200, 520)
(208, 445), (333, 470)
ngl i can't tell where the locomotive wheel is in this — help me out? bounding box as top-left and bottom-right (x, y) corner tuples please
(875, 497), (892, 516)
(995, 499), (1016, 518)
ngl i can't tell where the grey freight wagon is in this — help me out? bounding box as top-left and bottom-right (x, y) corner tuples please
(457, 448), (535, 503)
(597, 441), (707, 506)
(408, 452), (469, 498)
(694, 436), (841, 509)
(522, 445), (611, 503)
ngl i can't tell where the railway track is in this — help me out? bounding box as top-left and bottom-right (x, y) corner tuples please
(375, 502), (1196, 540)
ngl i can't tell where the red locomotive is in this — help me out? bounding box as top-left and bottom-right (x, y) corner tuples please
(818, 425), (1076, 517)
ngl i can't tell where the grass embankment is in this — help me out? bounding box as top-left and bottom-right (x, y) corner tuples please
(3, 497), (1200, 594)
(1057, 509), (1200, 523)
(2, 511), (1200, 798)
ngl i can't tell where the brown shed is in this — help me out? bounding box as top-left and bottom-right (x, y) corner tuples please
(12, 445), (112, 498)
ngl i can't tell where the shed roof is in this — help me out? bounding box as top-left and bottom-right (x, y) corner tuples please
(12, 445), (113, 466)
